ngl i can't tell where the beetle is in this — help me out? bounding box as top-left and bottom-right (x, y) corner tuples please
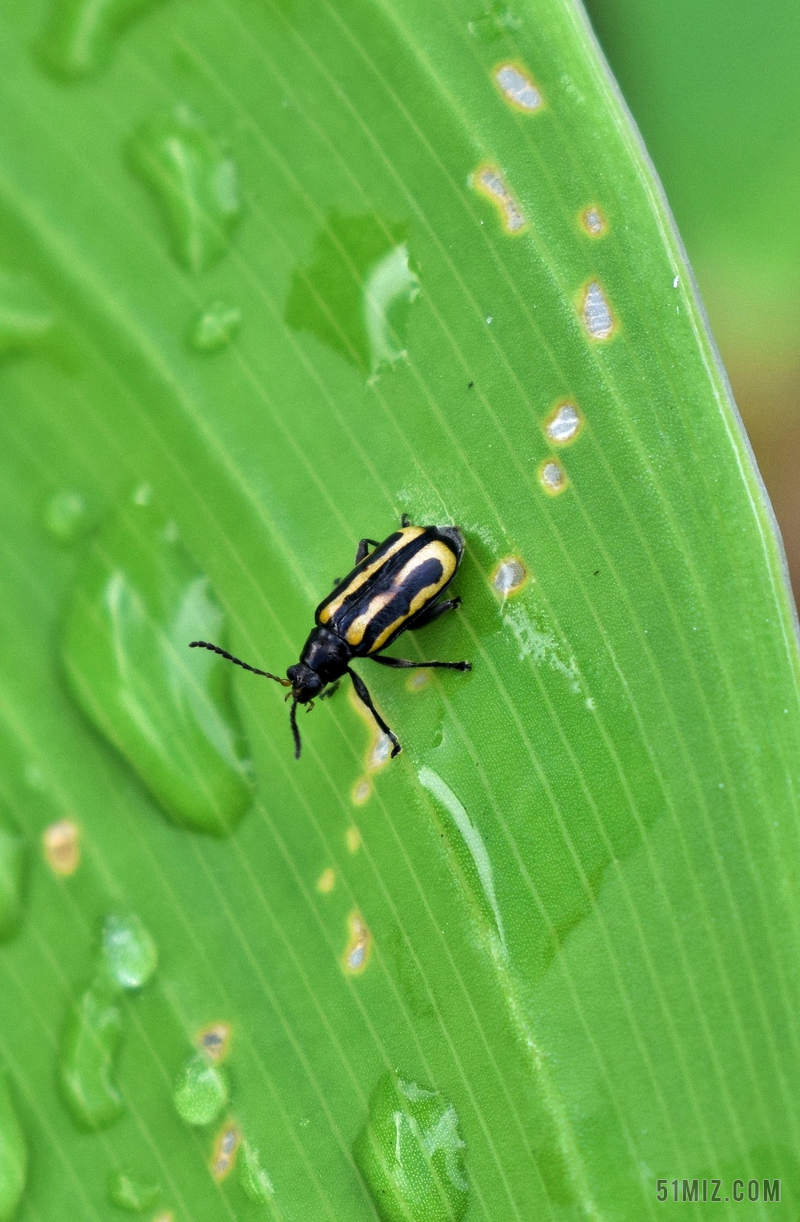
(190, 515), (471, 759)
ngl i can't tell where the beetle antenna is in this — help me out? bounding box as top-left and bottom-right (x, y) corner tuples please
(289, 697), (302, 759)
(189, 640), (291, 686)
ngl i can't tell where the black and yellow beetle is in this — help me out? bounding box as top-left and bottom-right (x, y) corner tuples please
(190, 516), (471, 759)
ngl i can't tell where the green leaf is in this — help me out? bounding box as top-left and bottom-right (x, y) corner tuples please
(0, 0), (798, 1219)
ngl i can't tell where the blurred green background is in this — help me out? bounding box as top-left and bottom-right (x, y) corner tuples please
(586, 0), (800, 601)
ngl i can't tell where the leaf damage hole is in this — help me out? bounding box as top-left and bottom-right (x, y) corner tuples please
(581, 281), (615, 340)
(545, 402), (582, 444)
(473, 164), (527, 233)
(539, 460), (568, 495)
(491, 556), (528, 597)
(343, 912), (372, 974)
(351, 776), (372, 806)
(580, 206), (607, 237)
(406, 670), (432, 693)
(316, 867), (336, 894)
(493, 62), (543, 111)
(196, 1022), (231, 1063)
(210, 1121), (240, 1182)
(42, 819), (80, 876)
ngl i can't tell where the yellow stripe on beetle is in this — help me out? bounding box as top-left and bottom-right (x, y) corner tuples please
(366, 541), (457, 653)
(318, 526), (425, 625)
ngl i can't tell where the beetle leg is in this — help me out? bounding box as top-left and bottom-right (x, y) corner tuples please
(319, 680), (340, 701)
(406, 596), (462, 630)
(355, 538), (380, 565)
(370, 654), (471, 672)
(347, 667), (401, 757)
(401, 513), (411, 527)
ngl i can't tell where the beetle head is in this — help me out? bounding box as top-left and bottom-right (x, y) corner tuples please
(286, 663), (323, 704)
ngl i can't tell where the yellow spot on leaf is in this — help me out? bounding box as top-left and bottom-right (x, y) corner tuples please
(343, 911), (372, 974)
(42, 819), (80, 876)
(316, 867), (336, 894)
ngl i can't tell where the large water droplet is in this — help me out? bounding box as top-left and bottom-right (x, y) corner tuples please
(38, 0), (168, 80)
(0, 819), (27, 942)
(43, 489), (89, 544)
(188, 301), (241, 353)
(172, 1052), (229, 1127)
(239, 1141), (275, 1204)
(0, 1077), (26, 1222)
(285, 213), (420, 381)
(100, 913), (157, 991)
(107, 1170), (159, 1213)
(128, 106), (241, 274)
(0, 268), (55, 361)
(59, 985), (125, 1130)
(61, 490), (252, 836)
(354, 1072), (469, 1222)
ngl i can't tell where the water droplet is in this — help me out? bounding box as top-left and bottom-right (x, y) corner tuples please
(473, 164), (526, 233)
(0, 822), (27, 942)
(580, 206), (606, 237)
(539, 459), (567, 494)
(491, 556), (527, 597)
(127, 106), (241, 274)
(42, 819), (80, 876)
(43, 489), (89, 543)
(0, 268), (55, 361)
(354, 1072), (468, 1222)
(285, 212), (420, 381)
(188, 301), (241, 353)
(239, 1141), (275, 1204)
(172, 1052), (229, 1127)
(100, 913), (157, 991)
(316, 867), (336, 894)
(467, 3), (521, 40)
(196, 1021), (231, 1062)
(493, 63), (542, 111)
(545, 403), (582, 444)
(59, 986), (125, 1129)
(0, 1077), (26, 1222)
(107, 1171), (159, 1213)
(61, 490), (253, 836)
(418, 767), (506, 954)
(37, 0), (168, 79)
(343, 911), (372, 974)
(210, 1121), (240, 1181)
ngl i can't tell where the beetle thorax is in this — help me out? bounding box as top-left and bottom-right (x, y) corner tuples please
(288, 626), (351, 698)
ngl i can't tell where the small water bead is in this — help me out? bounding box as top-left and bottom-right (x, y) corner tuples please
(188, 302), (241, 353)
(468, 3), (521, 40)
(100, 913), (157, 991)
(0, 822), (27, 942)
(38, 0), (168, 79)
(61, 489), (252, 836)
(59, 986), (125, 1129)
(285, 213), (420, 381)
(0, 1077), (26, 1222)
(354, 1072), (468, 1222)
(43, 490), (89, 543)
(128, 106), (241, 274)
(42, 819), (80, 876)
(0, 268), (55, 361)
(173, 1052), (229, 1127)
(107, 1171), (159, 1213)
(239, 1141), (275, 1205)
